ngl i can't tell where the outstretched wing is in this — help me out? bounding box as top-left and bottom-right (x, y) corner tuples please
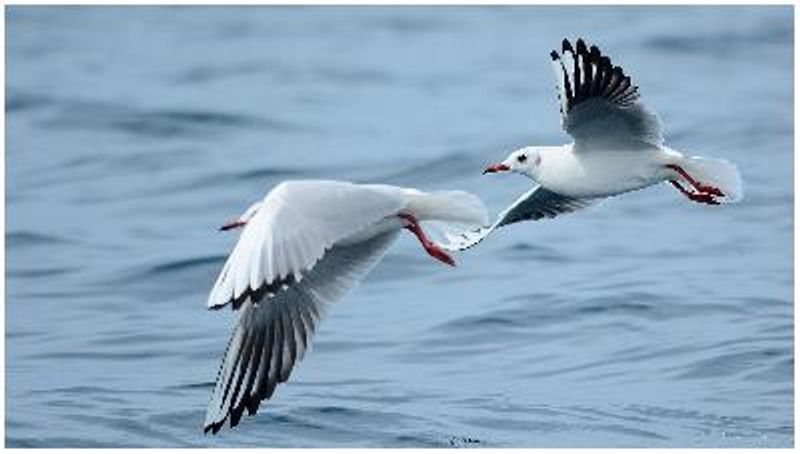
(204, 229), (400, 434)
(208, 180), (406, 310)
(550, 38), (663, 151)
(439, 186), (597, 251)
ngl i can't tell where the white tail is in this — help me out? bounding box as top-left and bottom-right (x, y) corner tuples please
(406, 190), (490, 226)
(679, 155), (743, 203)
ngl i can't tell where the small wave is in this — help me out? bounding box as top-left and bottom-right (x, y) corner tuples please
(311, 66), (393, 86)
(313, 339), (394, 354)
(7, 266), (75, 279)
(646, 21), (791, 56)
(7, 436), (117, 448)
(372, 151), (484, 186)
(501, 242), (569, 264)
(147, 255), (227, 275)
(67, 413), (189, 446)
(31, 349), (160, 361)
(173, 61), (266, 85)
(390, 433), (451, 447)
(674, 347), (791, 380)
(171, 381), (215, 390)
(239, 166), (308, 181)
(6, 230), (74, 247)
(626, 404), (759, 430)
(374, 14), (452, 34)
(6, 90), (53, 113)
(38, 99), (302, 139)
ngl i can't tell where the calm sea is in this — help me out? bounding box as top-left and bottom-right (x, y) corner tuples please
(6, 5), (793, 447)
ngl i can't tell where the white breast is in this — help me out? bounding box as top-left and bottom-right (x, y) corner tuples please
(537, 146), (667, 198)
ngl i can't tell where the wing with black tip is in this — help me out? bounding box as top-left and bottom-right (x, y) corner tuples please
(549, 38), (663, 150)
(203, 229), (400, 434)
(438, 186), (597, 251)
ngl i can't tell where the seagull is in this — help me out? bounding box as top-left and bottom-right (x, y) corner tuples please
(203, 180), (488, 434)
(443, 38), (743, 251)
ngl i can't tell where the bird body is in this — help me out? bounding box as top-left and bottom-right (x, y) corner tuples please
(446, 38), (743, 251)
(204, 180), (487, 433)
(526, 144), (669, 198)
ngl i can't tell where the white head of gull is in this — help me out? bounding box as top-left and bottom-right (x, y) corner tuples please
(204, 180), (488, 433)
(444, 38), (743, 251)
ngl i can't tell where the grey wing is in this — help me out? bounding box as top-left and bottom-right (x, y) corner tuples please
(440, 186), (596, 251)
(203, 230), (400, 434)
(550, 38), (663, 150)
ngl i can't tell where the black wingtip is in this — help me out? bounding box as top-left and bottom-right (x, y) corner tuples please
(230, 406), (244, 428)
(550, 50), (559, 60)
(589, 45), (601, 60)
(204, 420), (222, 435)
(576, 38), (588, 55)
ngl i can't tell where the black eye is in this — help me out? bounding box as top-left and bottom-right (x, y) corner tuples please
(517, 154), (527, 163)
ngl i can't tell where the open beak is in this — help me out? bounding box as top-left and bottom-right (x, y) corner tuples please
(483, 163), (510, 174)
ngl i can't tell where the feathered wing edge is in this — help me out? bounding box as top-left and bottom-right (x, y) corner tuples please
(203, 230), (401, 434)
(207, 181), (407, 311)
(549, 38), (664, 149)
(550, 38), (640, 116)
(437, 186), (597, 251)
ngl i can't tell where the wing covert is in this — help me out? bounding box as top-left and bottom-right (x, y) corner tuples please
(550, 38), (663, 150)
(208, 181), (406, 310)
(439, 186), (596, 251)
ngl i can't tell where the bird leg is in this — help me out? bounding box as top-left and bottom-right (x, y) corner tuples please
(397, 213), (456, 267)
(669, 180), (720, 205)
(665, 164), (724, 197)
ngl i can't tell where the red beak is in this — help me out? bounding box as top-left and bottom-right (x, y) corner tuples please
(483, 163), (510, 174)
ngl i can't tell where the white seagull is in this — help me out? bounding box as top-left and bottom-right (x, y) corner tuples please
(203, 180), (488, 433)
(444, 38), (743, 251)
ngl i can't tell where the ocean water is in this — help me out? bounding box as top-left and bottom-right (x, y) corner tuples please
(5, 5), (793, 448)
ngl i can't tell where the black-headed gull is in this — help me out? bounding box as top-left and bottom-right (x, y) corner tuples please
(445, 38), (742, 251)
(203, 180), (488, 433)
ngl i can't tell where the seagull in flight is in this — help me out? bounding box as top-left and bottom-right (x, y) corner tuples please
(444, 38), (742, 251)
(203, 180), (488, 433)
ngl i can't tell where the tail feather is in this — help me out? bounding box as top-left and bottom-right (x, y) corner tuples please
(406, 190), (490, 226)
(680, 156), (743, 203)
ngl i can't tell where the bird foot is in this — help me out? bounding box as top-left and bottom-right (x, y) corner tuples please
(670, 180), (722, 205)
(666, 164), (725, 198)
(398, 213), (456, 267)
(696, 184), (725, 197)
(687, 192), (721, 205)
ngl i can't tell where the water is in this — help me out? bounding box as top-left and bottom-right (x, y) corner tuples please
(5, 6), (793, 448)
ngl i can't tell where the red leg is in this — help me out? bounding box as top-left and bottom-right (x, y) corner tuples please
(398, 213), (456, 267)
(669, 180), (720, 205)
(666, 164), (724, 197)
(669, 179), (692, 197)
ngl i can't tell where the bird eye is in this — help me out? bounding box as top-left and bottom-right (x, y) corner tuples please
(517, 154), (527, 163)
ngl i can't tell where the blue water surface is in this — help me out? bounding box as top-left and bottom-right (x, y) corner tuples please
(5, 5), (793, 447)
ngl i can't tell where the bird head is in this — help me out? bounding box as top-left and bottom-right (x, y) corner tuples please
(483, 147), (541, 179)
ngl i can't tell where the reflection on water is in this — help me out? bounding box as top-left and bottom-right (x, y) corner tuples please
(6, 5), (793, 448)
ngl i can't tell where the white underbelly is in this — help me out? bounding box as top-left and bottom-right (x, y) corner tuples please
(540, 149), (666, 198)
